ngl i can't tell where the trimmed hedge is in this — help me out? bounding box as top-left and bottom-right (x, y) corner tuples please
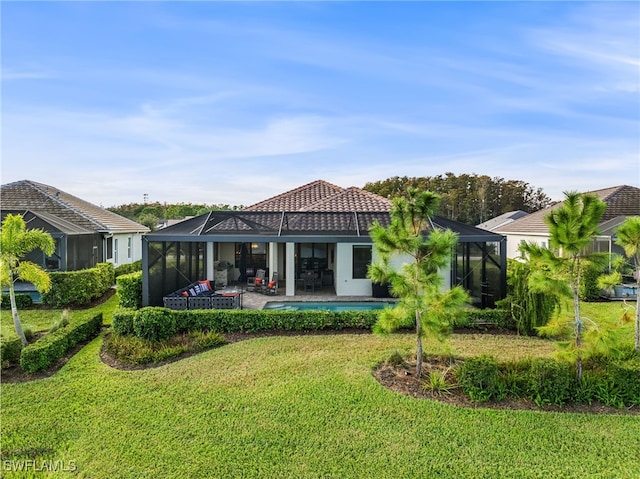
(0, 336), (23, 367)
(454, 308), (513, 330)
(114, 260), (142, 278)
(112, 308), (380, 340)
(19, 312), (103, 373)
(41, 263), (115, 308)
(1, 293), (34, 310)
(116, 271), (142, 309)
(454, 354), (640, 408)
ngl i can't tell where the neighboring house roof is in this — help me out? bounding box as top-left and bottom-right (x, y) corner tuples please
(495, 185), (640, 235)
(149, 179), (501, 242)
(1, 180), (149, 234)
(476, 210), (529, 232)
(1, 209), (95, 235)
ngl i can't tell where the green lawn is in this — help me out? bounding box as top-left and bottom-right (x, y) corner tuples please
(2, 314), (639, 478)
(0, 293), (119, 338)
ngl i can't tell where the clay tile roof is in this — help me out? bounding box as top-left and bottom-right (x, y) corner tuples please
(0, 180), (149, 234)
(244, 180), (392, 212)
(496, 185), (640, 234)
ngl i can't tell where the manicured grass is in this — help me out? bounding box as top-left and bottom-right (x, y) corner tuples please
(0, 293), (119, 338)
(2, 328), (639, 478)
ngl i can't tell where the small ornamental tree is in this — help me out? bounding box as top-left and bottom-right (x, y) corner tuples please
(368, 188), (469, 378)
(614, 216), (640, 350)
(521, 192), (607, 379)
(0, 214), (55, 346)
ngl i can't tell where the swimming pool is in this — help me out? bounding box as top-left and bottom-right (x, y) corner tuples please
(263, 301), (396, 312)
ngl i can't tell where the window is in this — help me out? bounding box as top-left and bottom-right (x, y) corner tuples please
(106, 237), (113, 260)
(352, 245), (371, 279)
(127, 237), (132, 259)
(114, 239), (119, 263)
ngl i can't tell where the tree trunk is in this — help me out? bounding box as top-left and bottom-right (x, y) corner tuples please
(635, 261), (639, 351)
(415, 309), (423, 378)
(571, 265), (582, 380)
(9, 277), (28, 347)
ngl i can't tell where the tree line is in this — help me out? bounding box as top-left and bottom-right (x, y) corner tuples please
(107, 202), (243, 231)
(108, 173), (552, 229)
(363, 173), (552, 226)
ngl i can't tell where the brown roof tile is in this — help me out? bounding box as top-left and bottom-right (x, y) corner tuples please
(244, 180), (392, 212)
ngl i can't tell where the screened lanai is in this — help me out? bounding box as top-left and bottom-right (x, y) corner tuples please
(141, 210), (506, 308)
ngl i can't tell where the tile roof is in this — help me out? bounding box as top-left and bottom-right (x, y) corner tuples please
(151, 179), (502, 241)
(1, 180), (150, 234)
(495, 185), (640, 235)
(244, 179), (392, 212)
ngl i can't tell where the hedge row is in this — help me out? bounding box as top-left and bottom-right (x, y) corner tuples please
(112, 307), (380, 342)
(1, 293), (34, 310)
(19, 312), (103, 373)
(114, 260), (142, 278)
(454, 308), (513, 330)
(116, 271), (142, 309)
(455, 354), (640, 408)
(41, 262), (115, 308)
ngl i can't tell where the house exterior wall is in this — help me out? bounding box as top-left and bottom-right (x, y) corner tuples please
(503, 233), (550, 259)
(109, 232), (146, 268)
(334, 243), (373, 296)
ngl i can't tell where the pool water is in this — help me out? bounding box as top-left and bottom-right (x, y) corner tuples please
(263, 301), (396, 312)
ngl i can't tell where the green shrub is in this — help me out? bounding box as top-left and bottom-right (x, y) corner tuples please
(115, 260), (142, 277)
(580, 261), (605, 302)
(116, 271), (142, 309)
(133, 307), (177, 342)
(104, 330), (226, 365)
(1, 293), (34, 309)
(498, 259), (559, 335)
(19, 312), (103, 373)
(454, 354), (639, 408)
(522, 358), (576, 406)
(0, 336), (23, 368)
(189, 330), (226, 349)
(455, 356), (502, 402)
(112, 308), (136, 336)
(603, 356), (640, 406)
(41, 263), (115, 307)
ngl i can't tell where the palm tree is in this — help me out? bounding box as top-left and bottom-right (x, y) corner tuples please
(614, 216), (640, 350)
(0, 214), (55, 346)
(368, 188), (469, 378)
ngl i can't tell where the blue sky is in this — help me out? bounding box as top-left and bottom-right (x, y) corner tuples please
(2, 1), (639, 208)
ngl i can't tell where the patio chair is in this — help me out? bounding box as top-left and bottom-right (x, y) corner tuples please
(247, 269), (266, 292)
(262, 272), (278, 295)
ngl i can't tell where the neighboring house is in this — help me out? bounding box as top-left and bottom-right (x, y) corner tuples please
(1, 180), (150, 271)
(494, 185), (640, 259)
(476, 210), (529, 232)
(142, 180), (507, 308)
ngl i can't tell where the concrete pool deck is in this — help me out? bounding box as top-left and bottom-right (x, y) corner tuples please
(234, 284), (394, 310)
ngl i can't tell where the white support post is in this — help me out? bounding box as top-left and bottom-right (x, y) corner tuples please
(286, 242), (295, 296)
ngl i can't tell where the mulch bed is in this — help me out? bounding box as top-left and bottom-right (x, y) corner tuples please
(373, 358), (640, 415)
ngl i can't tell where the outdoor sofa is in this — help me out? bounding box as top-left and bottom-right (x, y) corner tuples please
(162, 280), (240, 310)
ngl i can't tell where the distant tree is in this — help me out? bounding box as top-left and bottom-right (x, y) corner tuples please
(613, 216), (640, 350)
(107, 202), (242, 226)
(368, 188), (470, 378)
(363, 173), (551, 225)
(521, 192), (607, 379)
(0, 214), (55, 346)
